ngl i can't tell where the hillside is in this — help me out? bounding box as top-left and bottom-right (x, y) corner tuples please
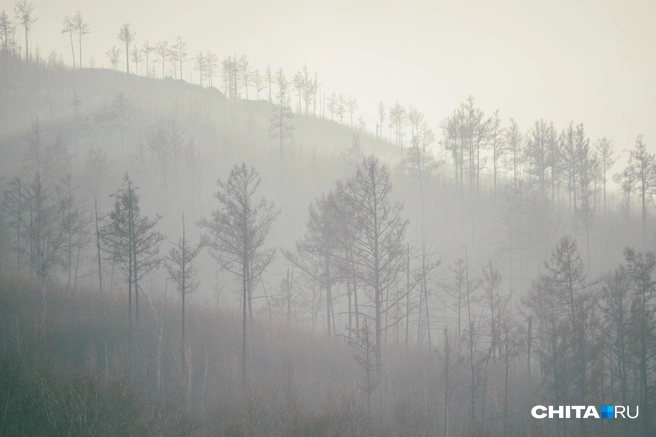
(2, 56), (656, 437)
(0, 274), (530, 437)
(0, 64), (644, 290)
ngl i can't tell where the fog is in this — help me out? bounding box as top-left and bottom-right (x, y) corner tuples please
(0, 1), (655, 436)
(18, 0), (656, 151)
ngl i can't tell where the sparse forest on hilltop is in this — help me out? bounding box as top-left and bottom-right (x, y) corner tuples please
(0, 2), (655, 437)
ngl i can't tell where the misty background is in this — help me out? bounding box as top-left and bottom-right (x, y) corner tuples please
(0, 0), (655, 436)
(10, 0), (656, 149)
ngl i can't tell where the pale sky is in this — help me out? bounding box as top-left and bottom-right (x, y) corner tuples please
(17, 0), (656, 159)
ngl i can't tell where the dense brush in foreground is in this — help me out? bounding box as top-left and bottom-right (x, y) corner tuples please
(0, 275), (551, 437)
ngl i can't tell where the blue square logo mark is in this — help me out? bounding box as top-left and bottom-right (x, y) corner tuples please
(601, 405), (614, 419)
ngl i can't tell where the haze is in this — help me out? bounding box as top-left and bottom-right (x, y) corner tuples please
(1, 0), (656, 436)
(28, 0), (656, 154)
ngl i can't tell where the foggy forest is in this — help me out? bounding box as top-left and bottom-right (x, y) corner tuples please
(0, 1), (655, 436)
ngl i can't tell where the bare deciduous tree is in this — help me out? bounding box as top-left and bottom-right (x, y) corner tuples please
(105, 45), (121, 71)
(284, 191), (340, 337)
(14, 0), (36, 64)
(155, 41), (168, 79)
(172, 36), (187, 80)
(101, 174), (164, 368)
(71, 11), (89, 68)
(595, 137), (616, 218)
(346, 96), (358, 128)
(268, 69), (296, 175)
(165, 213), (200, 380)
(198, 164), (280, 386)
(624, 247), (656, 437)
(61, 15), (75, 69)
(141, 39), (153, 78)
(117, 23), (134, 75)
(336, 155), (408, 379)
(205, 51), (217, 86)
(130, 44), (142, 76)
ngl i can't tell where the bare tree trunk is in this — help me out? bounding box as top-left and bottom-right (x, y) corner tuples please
(74, 241), (82, 287)
(325, 259), (332, 337)
(110, 260), (115, 292)
(287, 267), (292, 324)
(156, 317), (163, 397)
(405, 242), (410, 351)
(353, 273), (360, 339)
(241, 220), (249, 386)
(95, 195), (102, 292)
(527, 315), (532, 379)
(347, 277), (352, 338)
(422, 243), (432, 355)
(69, 30), (76, 69)
(503, 348), (510, 435)
(67, 178), (72, 288)
(128, 258), (133, 371)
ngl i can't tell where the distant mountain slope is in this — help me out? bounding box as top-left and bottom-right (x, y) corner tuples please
(0, 66), (399, 164)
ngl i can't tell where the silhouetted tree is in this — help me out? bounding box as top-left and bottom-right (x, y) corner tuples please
(205, 51), (217, 86)
(14, 0), (36, 64)
(628, 135), (654, 245)
(336, 93), (346, 125)
(71, 11), (89, 68)
(165, 213), (200, 379)
(0, 11), (14, 70)
(130, 44), (141, 76)
(345, 96), (358, 128)
(488, 110), (505, 202)
(595, 137), (616, 218)
(284, 191), (340, 337)
(198, 164), (280, 386)
(105, 45), (121, 71)
(265, 64), (272, 102)
(399, 120), (440, 225)
(117, 23), (134, 74)
(505, 118), (523, 187)
(526, 119), (549, 198)
(239, 55), (251, 99)
(624, 247), (656, 437)
(268, 69), (295, 175)
(377, 101), (385, 140)
(251, 69), (264, 100)
(25, 172), (68, 329)
(141, 39), (153, 77)
(292, 70), (304, 112)
(573, 123), (597, 271)
(336, 155), (408, 379)
(101, 174), (164, 368)
(172, 36), (187, 80)
(194, 51), (205, 86)
(598, 265), (633, 407)
(498, 315), (523, 435)
(327, 92), (337, 122)
(61, 15), (75, 69)
(389, 100), (407, 159)
(84, 147), (110, 293)
(155, 41), (168, 78)
(301, 65), (312, 115)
